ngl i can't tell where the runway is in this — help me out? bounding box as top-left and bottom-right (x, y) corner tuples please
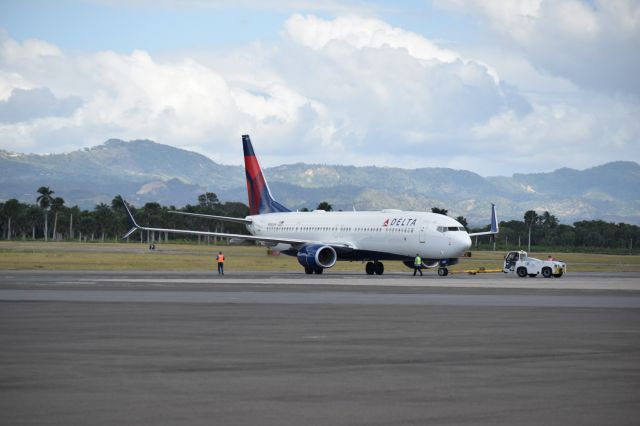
(1, 271), (639, 425)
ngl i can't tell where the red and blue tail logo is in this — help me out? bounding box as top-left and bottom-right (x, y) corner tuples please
(242, 135), (290, 215)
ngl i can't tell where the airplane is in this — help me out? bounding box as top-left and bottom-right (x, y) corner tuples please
(122, 134), (498, 276)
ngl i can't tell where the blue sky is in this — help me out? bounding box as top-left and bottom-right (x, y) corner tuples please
(0, 0), (638, 175)
(1, 1), (478, 52)
(1, 1), (289, 51)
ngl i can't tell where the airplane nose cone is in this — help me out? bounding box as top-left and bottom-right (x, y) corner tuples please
(463, 234), (472, 250)
(455, 233), (472, 254)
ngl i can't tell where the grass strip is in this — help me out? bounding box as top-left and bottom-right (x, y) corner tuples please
(0, 241), (638, 272)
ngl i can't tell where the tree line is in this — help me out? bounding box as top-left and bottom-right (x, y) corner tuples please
(0, 188), (638, 253)
(0, 189), (249, 244)
(467, 209), (638, 253)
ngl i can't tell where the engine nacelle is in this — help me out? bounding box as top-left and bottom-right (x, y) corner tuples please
(297, 244), (337, 270)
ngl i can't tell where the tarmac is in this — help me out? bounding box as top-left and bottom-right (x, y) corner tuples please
(1, 270), (640, 425)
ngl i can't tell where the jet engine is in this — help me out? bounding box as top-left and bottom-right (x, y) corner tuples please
(297, 244), (337, 270)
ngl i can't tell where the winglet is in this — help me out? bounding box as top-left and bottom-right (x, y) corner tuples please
(468, 203), (499, 237)
(121, 199), (140, 239)
(490, 203), (499, 234)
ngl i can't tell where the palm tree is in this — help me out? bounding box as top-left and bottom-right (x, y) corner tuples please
(455, 216), (468, 229)
(524, 210), (539, 252)
(2, 199), (21, 240)
(50, 197), (65, 240)
(316, 201), (333, 212)
(198, 192), (219, 209)
(94, 203), (113, 242)
(68, 206), (81, 240)
(36, 186), (54, 241)
(26, 205), (41, 240)
(111, 196), (128, 240)
(111, 195), (125, 211)
(431, 207), (448, 215)
(541, 211), (558, 228)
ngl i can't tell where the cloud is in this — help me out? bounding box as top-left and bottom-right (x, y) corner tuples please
(0, 9), (637, 176)
(79, 50), (240, 142)
(0, 37), (322, 159)
(0, 31), (62, 65)
(0, 70), (33, 100)
(467, 93), (640, 173)
(283, 14), (460, 63)
(260, 14), (525, 165)
(435, 0), (640, 96)
(0, 87), (82, 123)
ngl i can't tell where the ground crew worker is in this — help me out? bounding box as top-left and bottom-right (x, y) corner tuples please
(216, 251), (225, 275)
(413, 254), (423, 276)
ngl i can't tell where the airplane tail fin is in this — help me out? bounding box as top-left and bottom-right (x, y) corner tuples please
(242, 134), (290, 215)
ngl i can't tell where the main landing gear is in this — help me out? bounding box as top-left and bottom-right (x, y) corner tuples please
(438, 267), (449, 276)
(365, 261), (384, 275)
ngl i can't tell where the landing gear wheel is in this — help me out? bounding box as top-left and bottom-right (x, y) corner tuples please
(517, 267), (527, 278)
(314, 268), (323, 274)
(374, 262), (384, 275)
(438, 267), (448, 277)
(542, 267), (552, 278)
(365, 262), (375, 275)
(305, 267), (313, 275)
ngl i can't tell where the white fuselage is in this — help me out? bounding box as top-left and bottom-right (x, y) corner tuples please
(245, 210), (472, 261)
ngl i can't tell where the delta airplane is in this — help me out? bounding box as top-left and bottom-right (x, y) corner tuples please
(122, 135), (498, 276)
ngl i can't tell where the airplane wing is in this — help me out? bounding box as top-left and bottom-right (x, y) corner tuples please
(122, 201), (354, 249)
(168, 210), (252, 225)
(468, 203), (500, 237)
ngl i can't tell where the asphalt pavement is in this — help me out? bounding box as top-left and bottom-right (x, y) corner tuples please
(1, 270), (639, 425)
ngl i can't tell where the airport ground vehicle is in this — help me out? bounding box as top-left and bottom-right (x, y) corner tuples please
(503, 250), (566, 278)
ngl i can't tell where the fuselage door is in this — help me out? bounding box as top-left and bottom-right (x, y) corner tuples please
(419, 228), (425, 243)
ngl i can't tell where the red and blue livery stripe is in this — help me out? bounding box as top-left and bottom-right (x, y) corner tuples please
(242, 135), (290, 215)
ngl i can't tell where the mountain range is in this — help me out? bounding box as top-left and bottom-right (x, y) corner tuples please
(1, 139), (639, 226)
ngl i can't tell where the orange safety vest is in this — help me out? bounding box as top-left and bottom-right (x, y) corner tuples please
(216, 254), (225, 262)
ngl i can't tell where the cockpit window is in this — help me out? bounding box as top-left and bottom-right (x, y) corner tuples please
(437, 226), (465, 232)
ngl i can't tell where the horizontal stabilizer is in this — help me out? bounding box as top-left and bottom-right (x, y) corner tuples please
(123, 227), (138, 239)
